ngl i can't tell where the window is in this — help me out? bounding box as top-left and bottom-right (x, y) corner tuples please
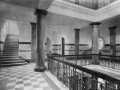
(98, 37), (104, 50)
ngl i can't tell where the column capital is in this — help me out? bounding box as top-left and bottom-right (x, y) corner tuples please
(108, 26), (117, 30)
(30, 22), (36, 26)
(89, 22), (101, 26)
(75, 28), (80, 32)
(34, 9), (48, 17)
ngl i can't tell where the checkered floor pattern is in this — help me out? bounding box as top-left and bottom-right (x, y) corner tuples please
(0, 64), (52, 90)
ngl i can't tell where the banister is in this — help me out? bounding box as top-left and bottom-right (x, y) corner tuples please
(48, 55), (120, 83)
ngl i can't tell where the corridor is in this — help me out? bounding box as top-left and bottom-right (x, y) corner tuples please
(0, 63), (68, 90)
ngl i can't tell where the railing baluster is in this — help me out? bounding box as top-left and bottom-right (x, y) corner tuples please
(91, 76), (98, 90)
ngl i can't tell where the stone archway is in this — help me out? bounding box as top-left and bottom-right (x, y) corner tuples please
(7, 20), (19, 35)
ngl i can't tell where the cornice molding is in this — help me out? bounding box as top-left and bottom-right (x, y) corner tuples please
(48, 0), (96, 22)
(96, 0), (120, 15)
(52, 0), (96, 15)
(49, 0), (120, 22)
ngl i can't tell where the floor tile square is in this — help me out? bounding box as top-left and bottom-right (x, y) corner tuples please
(33, 87), (43, 90)
(7, 82), (16, 86)
(8, 80), (16, 83)
(16, 81), (23, 84)
(42, 86), (52, 90)
(6, 85), (15, 90)
(33, 84), (41, 88)
(38, 78), (44, 81)
(36, 76), (42, 78)
(16, 79), (23, 82)
(24, 83), (32, 86)
(24, 86), (33, 90)
(15, 84), (24, 88)
(9, 77), (16, 80)
(23, 80), (31, 84)
(39, 80), (46, 84)
(31, 81), (39, 85)
(15, 87), (24, 90)
(40, 83), (49, 87)
(31, 79), (37, 82)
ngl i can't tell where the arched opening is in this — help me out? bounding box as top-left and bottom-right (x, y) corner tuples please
(7, 20), (19, 35)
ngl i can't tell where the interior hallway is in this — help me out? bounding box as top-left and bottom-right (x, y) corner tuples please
(0, 63), (68, 90)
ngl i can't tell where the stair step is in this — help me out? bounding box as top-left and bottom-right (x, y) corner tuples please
(3, 49), (18, 50)
(5, 41), (18, 42)
(4, 43), (18, 44)
(3, 49), (18, 51)
(2, 52), (18, 54)
(4, 44), (18, 45)
(4, 42), (18, 45)
(2, 51), (16, 54)
(3, 47), (18, 49)
(2, 54), (18, 56)
(3, 47), (18, 48)
(2, 56), (18, 57)
(1, 62), (27, 67)
(0, 58), (23, 61)
(1, 56), (19, 58)
(0, 60), (25, 63)
(2, 53), (18, 54)
(3, 47), (18, 50)
(2, 54), (18, 55)
(4, 44), (18, 46)
(4, 45), (18, 46)
(4, 45), (18, 48)
(4, 47), (18, 48)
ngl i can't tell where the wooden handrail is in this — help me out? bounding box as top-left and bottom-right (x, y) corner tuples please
(49, 54), (120, 58)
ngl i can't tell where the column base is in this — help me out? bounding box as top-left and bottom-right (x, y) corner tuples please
(30, 59), (35, 63)
(34, 65), (47, 72)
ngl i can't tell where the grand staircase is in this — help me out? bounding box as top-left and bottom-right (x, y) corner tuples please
(0, 34), (28, 67)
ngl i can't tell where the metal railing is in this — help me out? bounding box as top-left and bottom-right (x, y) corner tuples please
(63, 0), (118, 10)
(47, 55), (120, 90)
(50, 54), (120, 70)
(99, 55), (120, 70)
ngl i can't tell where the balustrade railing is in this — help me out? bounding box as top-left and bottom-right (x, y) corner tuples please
(51, 54), (92, 66)
(50, 54), (120, 70)
(47, 55), (120, 90)
(63, 0), (118, 10)
(99, 55), (120, 70)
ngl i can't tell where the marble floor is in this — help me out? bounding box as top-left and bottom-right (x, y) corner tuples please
(0, 63), (68, 90)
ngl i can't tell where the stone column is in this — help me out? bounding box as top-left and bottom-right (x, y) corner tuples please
(34, 9), (48, 72)
(90, 22), (101, 64)
(30, 22), (36, 63)
(62, 37), (65, 55)
(108, 26), (117, 56)
(75, 29), (80, 55)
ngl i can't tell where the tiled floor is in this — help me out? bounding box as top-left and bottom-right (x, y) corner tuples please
(0, 64), (68, 90)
